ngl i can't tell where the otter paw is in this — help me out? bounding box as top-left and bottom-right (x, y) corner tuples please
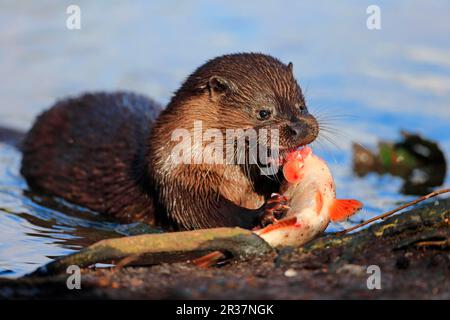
(259, 193), (290, 227)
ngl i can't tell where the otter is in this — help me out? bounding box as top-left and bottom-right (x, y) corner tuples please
(20, 53), (319, 231)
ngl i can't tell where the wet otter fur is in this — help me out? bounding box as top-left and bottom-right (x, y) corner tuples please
(21, 53), (319, 230)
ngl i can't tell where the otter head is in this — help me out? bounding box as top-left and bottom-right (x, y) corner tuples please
(159, 53), (319, 180)
(176, 53), (318, 156)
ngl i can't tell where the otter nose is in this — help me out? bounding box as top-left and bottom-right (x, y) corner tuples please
(288, 123), (303, 137)
(288, 115), (319, 144)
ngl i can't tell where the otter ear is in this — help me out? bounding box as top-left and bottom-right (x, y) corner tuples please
(287, 62), (294, 73)
(208, 76), (232, 99)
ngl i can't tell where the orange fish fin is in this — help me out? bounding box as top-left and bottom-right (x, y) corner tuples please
(192, 251), (226, 268)
(329, 199), (363, 222)
(258, 217), (298, 235)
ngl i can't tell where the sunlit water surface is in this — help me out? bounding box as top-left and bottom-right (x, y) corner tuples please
(0, 1), (449, 277)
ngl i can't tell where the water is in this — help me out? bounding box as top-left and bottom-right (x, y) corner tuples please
(0, 0), (449, 277)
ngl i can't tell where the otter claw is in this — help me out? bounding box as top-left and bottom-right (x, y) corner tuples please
(260, 215), (278, 227)
(267, 194), (288, 204)
(259, 193), (290, 227)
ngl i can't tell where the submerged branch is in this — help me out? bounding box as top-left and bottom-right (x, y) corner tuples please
(28, 227), (273, 277)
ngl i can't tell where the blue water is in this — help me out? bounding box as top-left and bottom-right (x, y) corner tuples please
(0, 0), (449, 277)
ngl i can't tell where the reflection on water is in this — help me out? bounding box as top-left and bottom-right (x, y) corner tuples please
(353, 131), (447, 195)
(0, 143), (125, 276)
(0, 143), (163, 277)
(0, 0), (449, 277)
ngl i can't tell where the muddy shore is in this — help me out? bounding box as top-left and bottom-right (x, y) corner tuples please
(1, 197), (449, 299)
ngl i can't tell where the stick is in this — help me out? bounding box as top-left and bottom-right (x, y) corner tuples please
(415, 239), (449, 247)
(336, 187), (450, 236)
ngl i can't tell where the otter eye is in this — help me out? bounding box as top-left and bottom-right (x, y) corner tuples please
(295, 103), (306, 111)
(258, 109), (271, 120)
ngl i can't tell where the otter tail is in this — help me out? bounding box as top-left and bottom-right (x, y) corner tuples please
(0, 127), (26, 150)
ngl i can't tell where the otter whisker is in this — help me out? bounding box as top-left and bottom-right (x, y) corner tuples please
(312, 137), (339, 165)
(319, 125), (371, 154)
(312, 105), (353, 120)
(318, 131), (343, 151)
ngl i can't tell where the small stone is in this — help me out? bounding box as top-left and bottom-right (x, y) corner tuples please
(284, 268), (297, 277)
(428, 254), (447, 268)
(396, 256), (410, 270)
(336, 264), (365, 275)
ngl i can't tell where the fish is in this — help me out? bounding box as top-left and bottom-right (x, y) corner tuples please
(254, 146), (363, 247)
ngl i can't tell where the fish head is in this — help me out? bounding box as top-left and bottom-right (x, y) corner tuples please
(282, 146), (313, 184)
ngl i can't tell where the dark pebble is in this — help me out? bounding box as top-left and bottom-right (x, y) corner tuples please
(396, 256), (410, 269)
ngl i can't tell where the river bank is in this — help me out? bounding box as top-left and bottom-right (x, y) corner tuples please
(1, 197), (448, 299)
